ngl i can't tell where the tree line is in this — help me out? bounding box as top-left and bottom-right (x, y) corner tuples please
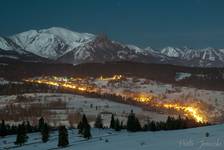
(104, 110), (209, 132)
(0, 111), (209, 148)
(0, 114), (91, 148)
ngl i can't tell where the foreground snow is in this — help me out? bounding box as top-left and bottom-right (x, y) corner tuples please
(0, 125), (223, 150)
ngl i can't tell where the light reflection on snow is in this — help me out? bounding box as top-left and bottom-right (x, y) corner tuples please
(24, 75), (208, 123)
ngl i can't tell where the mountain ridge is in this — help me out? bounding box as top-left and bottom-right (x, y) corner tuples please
(0, 27), (224, 67)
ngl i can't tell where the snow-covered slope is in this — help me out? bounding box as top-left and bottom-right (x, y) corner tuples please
(0, 37), (14, 50)
(0, 37), (47, 62)
(1, 125), (223, 150)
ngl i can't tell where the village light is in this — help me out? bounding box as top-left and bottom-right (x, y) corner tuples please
(24, 75), (208, 123)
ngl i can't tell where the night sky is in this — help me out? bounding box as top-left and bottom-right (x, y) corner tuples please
(1, 0), (224, 48)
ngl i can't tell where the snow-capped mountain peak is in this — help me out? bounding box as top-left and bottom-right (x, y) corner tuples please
(8, 27), (96, 59)
(126, 45), (147, 54)
(161, 46), (185, 58)
(39, 27), (95, 44)
(144, 46), (154, 52)
(1, 27), (224, 67)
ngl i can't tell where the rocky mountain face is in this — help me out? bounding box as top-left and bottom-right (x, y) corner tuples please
(57, 34), (159, 64)
(0, 27), (224, 67)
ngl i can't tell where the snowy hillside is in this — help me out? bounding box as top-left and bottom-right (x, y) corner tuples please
(1, 125), (223, 150)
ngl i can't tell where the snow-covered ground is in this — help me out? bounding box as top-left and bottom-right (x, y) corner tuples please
(2, 75), (224, 123)
(0, 76), (224, 149)
(85, 77), (223, 122)
(0, 77), (23, 85)
(0, 93), (168, 126)
(0, 125), (224, 150)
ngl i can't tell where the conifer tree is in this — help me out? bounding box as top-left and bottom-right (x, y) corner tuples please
(82, 115), (91, 139)
(135, 117), (142, 131)
(150, 121), (157, 131)
(26, 121), (32, 133)
(38, 117), (45, 131)
(77, 120), (83, 134)
(127, 110), (141, 132)
(114, 119), (121, 131)
(120, 121), (124, 129)
(176, 115), (182, 129)
(110, 114), (115, 129)
(15, 123), (28, 146)
(41, 123), (50, 143)
(83, 124), (91, 139)
(127, 110), (135, 131)
(78, 114), (91, 139)
(166, 116), (176, 130)
(0, 120), (7, 137)
(94, 114), (103, 128)
(58, 126), (69, 147)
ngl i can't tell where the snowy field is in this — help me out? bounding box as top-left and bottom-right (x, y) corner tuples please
(0, 125), (224, 150)
(1, 75), (224, 123)
(0, 93), (169, 126)
(91, 77), (224, 121)
(1, 76), (224, 149)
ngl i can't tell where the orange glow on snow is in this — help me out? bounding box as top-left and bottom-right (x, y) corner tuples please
(24, 76), (208, 123)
